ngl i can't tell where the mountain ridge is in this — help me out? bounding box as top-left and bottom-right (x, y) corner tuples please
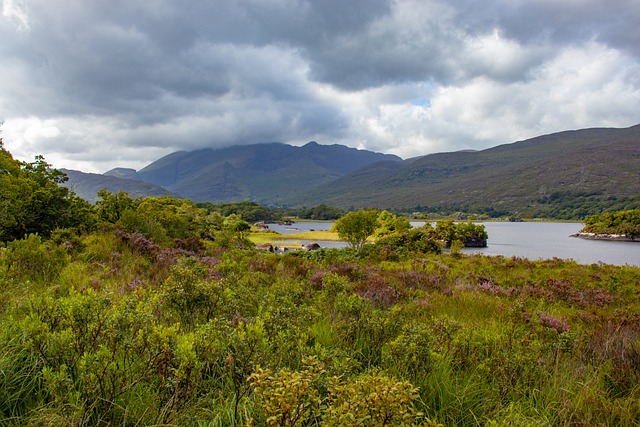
(62, 125), (640, 218)
(285, 125), (640, 217)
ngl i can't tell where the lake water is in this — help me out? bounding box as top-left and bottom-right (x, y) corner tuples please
(267, 221), (640, 266)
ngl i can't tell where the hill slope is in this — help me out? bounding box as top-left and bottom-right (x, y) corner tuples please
(286, 125), (640, 218)
(136, 141), (402, 204)
(62, 169), (172, 203)
(63, 125), (639, 218)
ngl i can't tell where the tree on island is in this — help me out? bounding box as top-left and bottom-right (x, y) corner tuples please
(581, 210), (640, 239)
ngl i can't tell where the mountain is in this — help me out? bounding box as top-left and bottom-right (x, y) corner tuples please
(136, 141), (402, 204)
(63, 125), (640, 219)
(286, 125), (640, 218)
(103, 167), (141, 181)
(62, 169), (172, 203)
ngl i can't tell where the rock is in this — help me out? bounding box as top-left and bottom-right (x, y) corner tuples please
(256, 243), (274, 252)
(303, 242), (321, 251)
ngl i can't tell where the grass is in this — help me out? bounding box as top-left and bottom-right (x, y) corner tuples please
(249, 230), (342, 249)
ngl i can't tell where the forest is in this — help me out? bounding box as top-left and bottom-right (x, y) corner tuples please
(1, 144), (640, 426)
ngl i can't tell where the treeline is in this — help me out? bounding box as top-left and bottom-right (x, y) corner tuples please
(581, 209), (640, 238)
(404, 192), (640, 220)
(197, 201), (280, 223)
(533, 192), (640, 220)
(195, 202), (343, 223)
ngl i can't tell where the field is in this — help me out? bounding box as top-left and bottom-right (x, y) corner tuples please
(250, 230), (343, 250)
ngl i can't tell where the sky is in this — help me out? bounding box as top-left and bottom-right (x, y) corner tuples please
(1, 0), (639, 173)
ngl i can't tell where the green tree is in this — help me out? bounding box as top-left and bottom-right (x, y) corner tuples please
(298, 204), (343, 220)
(218, 214), (253, 249)
(332, 209), (380, 251)
(582, 209), (640, 238)
(435, 219), (487, 247)
(197, 201), (279, 222)
(374, 210), (411, 238)
(133, 196), (208, 240)
(0, 144), (95, 242)
(95, 189), (135, 223)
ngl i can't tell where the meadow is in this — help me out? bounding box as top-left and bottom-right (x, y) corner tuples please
(1, 224), (639, 426)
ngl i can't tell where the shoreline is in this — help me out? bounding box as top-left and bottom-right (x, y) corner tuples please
(571, 232), (638, 242)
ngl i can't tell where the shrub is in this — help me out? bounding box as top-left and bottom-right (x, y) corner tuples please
(323, 372), (422, 427)
(2, 234), (68, 283)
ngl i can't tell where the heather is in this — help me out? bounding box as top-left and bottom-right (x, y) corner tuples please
(1, 224), (639, 426)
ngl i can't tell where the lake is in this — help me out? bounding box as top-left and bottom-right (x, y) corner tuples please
(461, 222), (639, 266)
(267, 221), (640, 266)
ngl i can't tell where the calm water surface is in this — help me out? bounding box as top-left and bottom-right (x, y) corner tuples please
(268, 221), (640, 266)
(464, 222), (639, 266)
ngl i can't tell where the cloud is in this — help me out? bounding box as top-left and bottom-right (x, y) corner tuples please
(2, 0), (30, 31)
(0, 0), (638, 173)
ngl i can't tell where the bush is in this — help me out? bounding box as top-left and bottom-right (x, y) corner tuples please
(2, 234), (68, 283)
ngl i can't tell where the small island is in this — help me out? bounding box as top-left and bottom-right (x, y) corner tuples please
(573, 210), (640, 242)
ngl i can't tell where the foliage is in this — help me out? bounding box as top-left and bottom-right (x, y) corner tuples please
(434, 219), (488, 247)
(323, 372), (422, 427)
(249, 358), (429, 427)
(373, 226), (442, 260)
(95, 188), (135, 223)
(0, 147), (96, 242)
(296, 204), (343, 220)
(534, 192), (640, 220)
(2, 233), (68, 283)
(581, 209), (640, 238)
(197, 201), (280, 223)
(332, 209), (380, 251)
(248, 358), (323, 426)
(374, 210), (412, 238)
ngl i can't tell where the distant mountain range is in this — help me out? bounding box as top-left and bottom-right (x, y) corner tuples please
(61, 169), (171, 203)
(64, 125), (640, 218)
(63, 141), (400, 204)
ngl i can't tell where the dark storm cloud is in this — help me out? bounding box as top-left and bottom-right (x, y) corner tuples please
(1, 0), (638, 172)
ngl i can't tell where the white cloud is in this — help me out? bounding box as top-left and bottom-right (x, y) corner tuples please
(2, 0), (30, 31)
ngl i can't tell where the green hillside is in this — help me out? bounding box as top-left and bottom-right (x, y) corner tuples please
(288, 125), (640, 218)
(62, 169), (172, 203)
(63, 125), (640, 219)
(137, 141), (402, 204)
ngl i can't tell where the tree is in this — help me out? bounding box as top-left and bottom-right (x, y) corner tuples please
(434, 219), (487, 248)
(95, 189), (135, 223)
(0, 144), (95, 242)
(374, 210), (411, 238)
(332, 209), (380, 251)
(298, 204), (343, 220)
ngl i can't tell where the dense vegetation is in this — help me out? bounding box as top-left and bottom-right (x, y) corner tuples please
(197, 201), (281, 223)
(294, 204), (344, 220)
(581, 210), (640, 238)
(332, 210), (487, 251)
(2, 142), (639, 425)
(0, 142), (95, 242)
(1, 214), (639, 425)
(193, 202), (343, 223)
